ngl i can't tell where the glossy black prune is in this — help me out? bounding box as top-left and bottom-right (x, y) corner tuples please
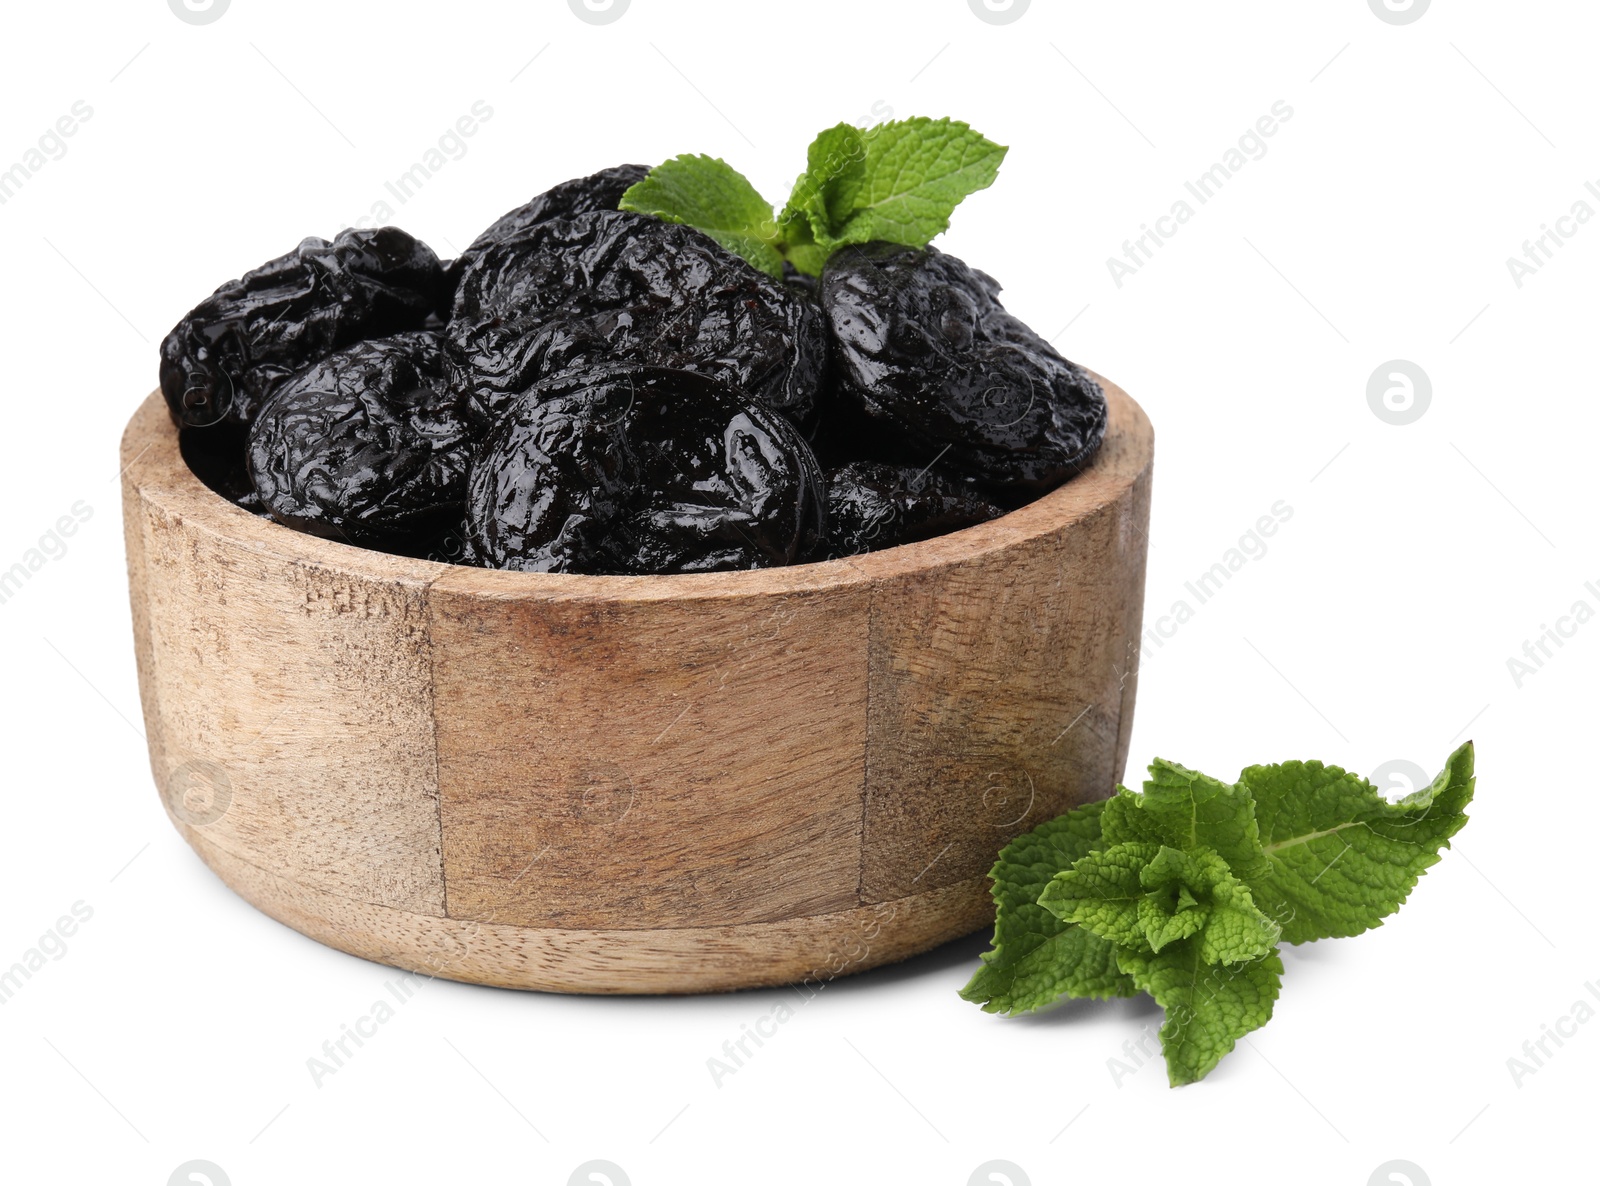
(464, 366), (824, 574)
(444, 164), (648, 292)
(246, 331), (483, 547)
(178, 422), (270, 516)
(825, 461), (1005, 557)
(782, 259), (820, 302)
(821, 242), (1107, 491)
(449, 210), (826, 421)
(160, 227), (445, 429)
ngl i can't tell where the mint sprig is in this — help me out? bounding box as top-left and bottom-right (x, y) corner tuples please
(962, 743), (1476, 1086)
(618, 117), (1007, 279)
(616, 153), (784, 277)
(961, 801), (1139, 1016)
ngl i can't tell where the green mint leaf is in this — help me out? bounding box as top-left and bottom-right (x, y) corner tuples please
(1117, 941), (1284, 1087)
(1095, 785), (1169, 845)
(1103, 759), (1269, 881)
(1240, 743), (1475, 944)
(1138, 846), (1279, 964)
(782, 239), (831, 277)
(1136, 845), (1283, 963)
(776, 117), (1006, 270)
(1044, 841), (1280, 965)
(627, 117), (1006, 278)
(1137, 890), (1209, 952)
(1197, 890), (1281, 967)
(1137, 846), (1224, 954)
(1038, 842), (1160, 948)
(960, 800), (1138, 1014)
(966, 743), (1477, 1086)
(821, 117), (1007, 251)
(619, 153), (784, 278)
(776, 122), (865, 274)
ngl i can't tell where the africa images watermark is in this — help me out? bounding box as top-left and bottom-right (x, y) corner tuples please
(1105, 1023), (1162, 1087)
(705, 900), (901, 1087)
(0, 501), (94, 608)
(569, 1162), (629, 1186)
(1504, 578), (1599, 688)
(169, 0), (230, 25)
(303, 908), (506, 1088)
(1107, 101), (1295, 288)
(1368, 0), (1429, 26)
(1505, 978), (1600, 1087)
(0, 901), (94, 1006)
(1367, 360), (1431, 426)
(0, 101), (94, 209)
(169, 1161), (230, 1186)
(969, 0), (1030, 26)
(569, 0), (629, 25)
(1139, 500), (1294, 659)
(305, 966), (435, 1086)
(1504, 179), (1600, 289)
(348, 101), (496, 231)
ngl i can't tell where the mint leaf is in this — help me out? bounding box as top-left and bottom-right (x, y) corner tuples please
(961, 801), (1138, 1014)
(818, 117), (1007, 252)
(1240, 743), (1475, 943)
(1043, 842), (1280, 965)
(1137, 845), (1279, 965)
(1117, 941), (1284, 1087)
(618, 153), (784, 277)
(1095, 785), (1168, 845)
(1137, 889), (1209, 952)
(964, 743), (1475, 1087)
(1038, 842), (1159, 948)
(776, 122), (864, 269)
(1197, 890), (1281, 967)
(1102, 759), (1269, 882)
(625, 117), (1005, 277)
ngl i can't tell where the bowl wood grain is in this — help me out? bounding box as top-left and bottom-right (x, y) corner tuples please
(121, 375), (1153, 993)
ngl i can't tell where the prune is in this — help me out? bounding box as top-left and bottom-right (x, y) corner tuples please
(178, 422), (270, 516)
(444, 164), (648, 292)
(825, 461), (1006, 557)
(448, 210), (825, 421)
(160, 227), (445, 429)
(782, 259), (820, 302)
(246, 332), (483, 547)
(821, 242), (1107, 491)
(464, 366), (824, 574)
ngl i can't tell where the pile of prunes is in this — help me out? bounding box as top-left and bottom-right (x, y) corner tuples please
(161, 165), (1108, 574)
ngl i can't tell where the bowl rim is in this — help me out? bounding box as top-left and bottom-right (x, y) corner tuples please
(122, 370), (1152, 604)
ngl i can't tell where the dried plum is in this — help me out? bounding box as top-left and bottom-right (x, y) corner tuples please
(160, 228), (445, 429)
(821, 242), (1106, 491)
(825, 461), (1006, 557)
(246, 331), (482, 547)
(159, 153), (1115, 575)
(449, 210), (825, 421)
(178, 422), (270, 516)
(444, 164), (648, 292)
(782, 259), (820, 302)
(464, 366), (824, 574)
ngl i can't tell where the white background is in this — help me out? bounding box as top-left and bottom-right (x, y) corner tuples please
(0, 1), (1593, 1183)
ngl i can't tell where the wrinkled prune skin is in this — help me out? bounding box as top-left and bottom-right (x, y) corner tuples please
(821, 242), (1107, 491)
(825, 461), (1005, 557)
(246, 332), (483, 547)
(160, 228), (445, 429)
(449, 210), (826, 421)
(464, 366), (825, 574)
(444, 164), (648, 293)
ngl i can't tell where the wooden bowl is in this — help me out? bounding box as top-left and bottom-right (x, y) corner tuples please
(121, 376), (1152, 993)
